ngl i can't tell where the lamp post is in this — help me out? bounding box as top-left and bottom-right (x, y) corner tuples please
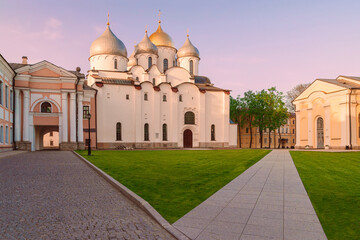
(84, 113), (91, 155)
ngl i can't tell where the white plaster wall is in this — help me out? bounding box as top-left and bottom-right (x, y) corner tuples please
(136, 54), (158, 71)
(205, 91), (226, 142)
(229, 124), (238, 146)
(178, 57), (199, 75)
(166, 68), (192, 86)
(90, 55), (128, 71)
(156, 47), (176, 73)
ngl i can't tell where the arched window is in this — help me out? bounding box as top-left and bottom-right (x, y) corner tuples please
(41, 102), (52, 113)
(148, 57), (152, 69)
(173, 60), (176, 67)
(179, 95), (183, 102)
(211, 124), (215, 141)
(189, 60), (194, 75)
(0, 125), (3, 143)
(114, 59), (118, 69)
(163, 58), (168, 71)
(136, 77), (139, 81)
(153, 78), (156, 85)
(116, 122), (122, 141)
(162, 124), (167, 141)
(163, 95), (167, 102)
(144, 123), (149, 141)
(5, 126), (8, 144)
(144, 93), (148, 101)
(184, 111), (195, 125)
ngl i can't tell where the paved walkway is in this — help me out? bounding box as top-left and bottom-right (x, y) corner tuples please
(174, 150), (327, 240)
(0, 151), (175, 240)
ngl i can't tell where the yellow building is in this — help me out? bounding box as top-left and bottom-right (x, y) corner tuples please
(293, 76), (360, 149)
(239, 113), (296, 149)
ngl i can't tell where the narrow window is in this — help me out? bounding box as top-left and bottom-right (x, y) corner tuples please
(153, 78), (156, 85)
(189, 60), (194, 75)
(286, 128), (288, 133)
(136, 77), (139, 81)
(41, 102), (52, 113)
(292, 129), (295, 134)
(144, 93), (148, 101)
(162, 123), (167, 141)
(293, 139), (295, 143)
(144, 123), (149, 141)
(246, 128), (249, 133)
(173, 60), (176, 67)
(50, 141), (54, 146)
(83, 106), (90, 118)
(5, 126), (8, 144)
(50, 131), (53, 137)
(293, 120), (295, 124)
(0, 81), (2, 105)
(211, 124), (215, 141)
(5, 85), (8, 108)
(264, 138), (267, 143)
(0, 126), (3, 143)
(126, 94), (129, 100)
(10, 89), (13, 111)
(184, 111), (195, 124)
(179, 95), (182, 102)
(270, 138), (272, 143)
(163, 58), (168, 71)
(116, 122), (122, 141)
(114, 59), (118, 69)
(163, 95), (167, 102)
(10, 127), (13, 144)
(148, 57), (152, 69)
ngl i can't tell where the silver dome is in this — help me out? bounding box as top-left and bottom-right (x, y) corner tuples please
(90, 25), (127, 58)
(128, 50), (137, 67)
(135, 32), (158, 56)
(177, 35), (199, 58)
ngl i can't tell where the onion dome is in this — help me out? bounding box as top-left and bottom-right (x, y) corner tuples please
(149, 21), (175, 48)
(90, 21), (127, 58)
(177, 34), (199, 58)
(128, 49), (137, 67)
(135, 31), (158, 55)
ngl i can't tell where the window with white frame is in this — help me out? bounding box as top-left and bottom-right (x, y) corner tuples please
(5, 126), (8, 144)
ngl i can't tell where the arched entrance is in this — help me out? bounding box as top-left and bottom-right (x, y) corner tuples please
(317, 117), (324, 148)
(183, 129), (193, 148)
(35, 126), (59, 150)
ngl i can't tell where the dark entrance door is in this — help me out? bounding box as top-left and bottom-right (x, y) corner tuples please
(183, 129), (193, 148)
(317, 117), (324, 148)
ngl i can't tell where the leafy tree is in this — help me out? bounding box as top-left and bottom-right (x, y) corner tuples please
(286, 83), (310, 112)
(250, 90), (268, 148)
(238, 91), (256, 148)
(230, 96), (242, 148)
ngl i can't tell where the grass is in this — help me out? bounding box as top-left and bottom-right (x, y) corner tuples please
(290, 151), (360, 240)
(77, 149), (270, 223)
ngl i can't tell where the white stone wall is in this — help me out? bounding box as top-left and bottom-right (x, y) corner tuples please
(90, 54), (128, 71)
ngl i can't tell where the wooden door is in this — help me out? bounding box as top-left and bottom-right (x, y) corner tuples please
(183, 129), (193, 148)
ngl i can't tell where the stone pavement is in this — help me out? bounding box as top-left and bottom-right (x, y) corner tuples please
(173, 150), (327, 240)
(0, 151), (175, 240)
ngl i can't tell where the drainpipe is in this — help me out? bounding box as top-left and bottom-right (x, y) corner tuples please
(349, 89), (353, 149)
(12, 72), (17, 150)
(95, 90), (98, 149)
(74, 67), (81, 145)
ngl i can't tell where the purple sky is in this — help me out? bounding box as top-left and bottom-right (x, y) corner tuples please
(1, 0), (360, 97)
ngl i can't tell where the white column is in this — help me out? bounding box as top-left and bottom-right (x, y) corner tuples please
(23, 90), (30, 141)
(324, 105), (331, 146)
(70, 92), (76, 142)
(62, 92), (68, 142)
(340, 102), (347, 146)
(77, 94), (84, 142)
(307, 108), (312, 147)
(14, 89), (21, 141)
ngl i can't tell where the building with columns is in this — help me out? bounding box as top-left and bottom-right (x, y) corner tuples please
(10, 57), (96, 151)
(293, 76), (360, 149)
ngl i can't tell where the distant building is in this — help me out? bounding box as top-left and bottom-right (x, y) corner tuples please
(293, 76), (360, 149)
(0, 54), (15, 152)
(239, 113), (296, 149)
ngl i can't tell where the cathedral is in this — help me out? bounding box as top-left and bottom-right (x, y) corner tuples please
(1, 16), (237, 151)
(88, 17), (237, 149)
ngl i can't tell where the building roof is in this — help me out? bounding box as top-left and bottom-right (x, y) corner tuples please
(9, 63), (28, 70)
(194, 76), (211, 84)
(196, 83), (230, 92)
(317, 78), (360, 89)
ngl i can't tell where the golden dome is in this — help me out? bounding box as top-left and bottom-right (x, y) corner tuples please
(177, 34), (199, 58)
(135, 31), (158, 56)
(149, 21), (175, 48)
(90, 25), (127, 58)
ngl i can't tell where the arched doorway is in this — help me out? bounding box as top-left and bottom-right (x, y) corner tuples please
(35, 126), (59, 150)
(183, 129), (193, 148)
(317, 117), (324, 148)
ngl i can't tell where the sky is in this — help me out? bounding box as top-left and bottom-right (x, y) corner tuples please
(1, 0), (360, 97)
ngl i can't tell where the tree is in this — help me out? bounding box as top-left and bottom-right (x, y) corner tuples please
(250, 90), (268, 148)
(286, 83), (310, 112)
(230, 96), (242, 148)
(238, 91), (256, 148)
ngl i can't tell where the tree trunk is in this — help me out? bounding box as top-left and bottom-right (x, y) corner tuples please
(260, 130), (263, 148)
(274, 131), (276, 149)
(278, 128), (282, 149)
(268, 131), (271, 148)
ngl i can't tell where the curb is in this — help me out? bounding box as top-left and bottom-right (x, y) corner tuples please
(72, 151), (190, 240)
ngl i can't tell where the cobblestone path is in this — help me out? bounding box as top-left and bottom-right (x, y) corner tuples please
(0, 151), (175, 240)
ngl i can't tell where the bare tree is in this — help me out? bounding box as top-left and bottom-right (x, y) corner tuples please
(286, 83), (311, 112)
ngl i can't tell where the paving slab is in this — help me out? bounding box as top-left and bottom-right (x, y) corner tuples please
(0, 151), (175, 239)
(173, 150), (327, 240)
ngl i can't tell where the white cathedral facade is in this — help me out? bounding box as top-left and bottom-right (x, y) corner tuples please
(87, 19), (237, 149)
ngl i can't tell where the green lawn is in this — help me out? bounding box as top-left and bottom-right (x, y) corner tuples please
(77, 149), (270, 223)
(290, 151), (360, 240)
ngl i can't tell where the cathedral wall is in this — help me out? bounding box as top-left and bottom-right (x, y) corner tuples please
(156, 47), (176, 73)
(90, 55), (127, 71)
(205, 91), (226, 143)
(178, 57), (199, 75)
(136, 54), (158, 71)
(166, 68), (192, 86)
